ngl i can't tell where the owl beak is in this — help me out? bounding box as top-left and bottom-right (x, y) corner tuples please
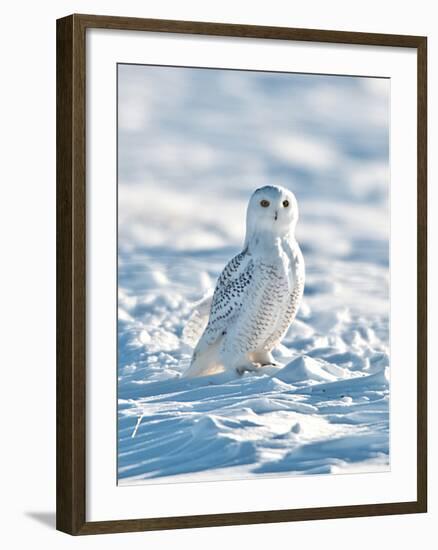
(274, 211), (278, 221)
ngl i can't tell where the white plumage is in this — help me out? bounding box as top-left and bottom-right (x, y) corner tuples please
(183, 185), (305, 378)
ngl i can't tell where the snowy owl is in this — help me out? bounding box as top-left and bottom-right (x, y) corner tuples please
(183, 185), (305, 378)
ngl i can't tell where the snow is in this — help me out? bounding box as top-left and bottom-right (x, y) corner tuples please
(117, 65), (390, 485)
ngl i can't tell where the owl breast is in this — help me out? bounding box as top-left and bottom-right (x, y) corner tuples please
(226, 257), (298, 356)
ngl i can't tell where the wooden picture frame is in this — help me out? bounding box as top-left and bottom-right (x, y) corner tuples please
(56, 13), (427, 535)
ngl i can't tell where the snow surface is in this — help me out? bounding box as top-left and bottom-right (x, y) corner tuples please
(117, 65), (390, 484)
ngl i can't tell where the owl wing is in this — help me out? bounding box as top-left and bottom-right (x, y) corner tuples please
(181, 292), (213, 348)
(194, 249), (254, 351)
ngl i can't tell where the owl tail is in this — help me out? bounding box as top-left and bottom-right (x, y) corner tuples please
(182, 339), (223, 378)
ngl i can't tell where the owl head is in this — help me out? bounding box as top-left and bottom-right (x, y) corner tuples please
(244, 185), (299, 248)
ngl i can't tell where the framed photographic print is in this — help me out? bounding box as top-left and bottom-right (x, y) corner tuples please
(56, 14), (427, 535)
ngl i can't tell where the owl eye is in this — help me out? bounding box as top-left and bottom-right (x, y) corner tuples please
(283, 200), (289, 208)
(260, 199), (270, 208)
